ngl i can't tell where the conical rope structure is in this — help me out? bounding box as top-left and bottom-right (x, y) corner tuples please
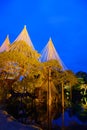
(39, 38), (67, 70)
(8, 26), (40, 60)
(0, 27), (67, 71)
(10, 25), (35, 50)
(0, 35), (10, 53)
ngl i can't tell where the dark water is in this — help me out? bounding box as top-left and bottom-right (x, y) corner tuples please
(6, 94), (87, 130)
(52, 108), (87, 127)
(19, 102), (87, 130)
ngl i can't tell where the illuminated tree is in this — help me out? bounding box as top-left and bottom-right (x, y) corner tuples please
(65, 70), (78, 101)
(0, 51), (40, 102)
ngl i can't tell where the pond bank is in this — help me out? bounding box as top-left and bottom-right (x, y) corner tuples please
(0, 110), (42, 130)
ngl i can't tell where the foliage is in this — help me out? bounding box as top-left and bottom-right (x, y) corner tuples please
(65, 70), (78, 86)
(0, 49), (80, 107)
(0, 51), (41, 101)
(76, 71), (87, 84)
(42, 59), (63, 71)
(9, 41), (40, 59)
(0, 51), (40, 75)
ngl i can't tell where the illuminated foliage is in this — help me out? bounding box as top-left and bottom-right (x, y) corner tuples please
(9, 41), (40, 59)
(0, 50), (41, 101)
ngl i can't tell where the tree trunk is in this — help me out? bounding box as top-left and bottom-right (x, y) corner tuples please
(62, 82), (64, 130)
(70, 83), (72, 101)
(47, 67), (52, 106)
(47, 67), (52, 130)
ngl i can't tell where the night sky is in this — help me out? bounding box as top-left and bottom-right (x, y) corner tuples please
(0, 0), (87, 73)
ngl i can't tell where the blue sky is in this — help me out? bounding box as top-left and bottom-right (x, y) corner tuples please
(0, 0), (87, 73)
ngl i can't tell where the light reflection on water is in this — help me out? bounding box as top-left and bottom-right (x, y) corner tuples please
(52, 109), (87, 127)
(27, 101), (87, 129)
(24, 103), (87, 130)
(7, 93), (87, 129)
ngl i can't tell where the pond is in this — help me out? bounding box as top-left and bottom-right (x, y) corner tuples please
(16, 101), (87, 130)
(6, 93), (87, 130)
(53, 107), (87, 129)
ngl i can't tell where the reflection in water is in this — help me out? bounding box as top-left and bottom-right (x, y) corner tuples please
(53, 97), (87, 129)
(6, 90), (87, 130)
(47, 105), (51, 130)
(25, 98), (87, 130)
(53, 109), (87, 127)
(23, 103), (61, 129)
